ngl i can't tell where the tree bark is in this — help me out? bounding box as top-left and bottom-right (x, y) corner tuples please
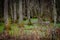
(52, 0), (57, 40)
(4, 0), (11, 32)
(27, 0), (30, 21)
(19, 0), (23, 24)
(53, 0), (57, 28)
(38, 0), (43, 24)
(10, 0), (13, 22)
(4, 0), (9, 25)
(13, 0), (17, 23)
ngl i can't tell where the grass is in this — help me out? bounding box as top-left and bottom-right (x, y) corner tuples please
(0, 23), (54, 37)
(0, 23), (4, 33)
(0, 18), (60, 37)
(56, 23), (60, 28)
(9, 24), (20, 36)
(9, 23), (53, 37)
(24, 18), (38, 24)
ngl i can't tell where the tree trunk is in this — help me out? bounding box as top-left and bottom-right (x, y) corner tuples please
(53, 0), (57, 28)
(13, 0), (17, 23)
(27, 0), (32, 25)
(4, 0), (10, 32)
(19, 0), (23, 24)
(38, 0), (43, 24)
(4, 0), (9, 26)
(52, 0), (57, 40)
(10, 0), (13, 22)
(23, 0), (25, 18)
(27, 0), (30, 21)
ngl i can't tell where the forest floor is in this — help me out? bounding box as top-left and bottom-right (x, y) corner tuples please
(0, 18), (60, 40)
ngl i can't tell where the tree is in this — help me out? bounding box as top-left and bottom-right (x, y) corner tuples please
(4, 0), (10, 32)
(10, 0), (13, 22)
(52, 0), (57, 40)
(13, 0), (17, 23)
(23, 0), (25, 18)
(27, 0), (30, 21)
(37, 0), (43, 24)
(33, 0), (37, 18)
(27, 0), (32, 25)
(18, 0), (24, 27)
(53, 0), (57, 28)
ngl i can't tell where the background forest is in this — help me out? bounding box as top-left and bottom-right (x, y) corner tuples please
(0, 0), (60, 40)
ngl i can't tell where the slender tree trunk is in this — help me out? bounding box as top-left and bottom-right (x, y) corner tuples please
(52, 0), (57, 40)
(34, 0), (37, 17)
(30, 1), (32, 18)
(38, 0), (43, 24)
(10, 0), (13, 22)
(4, 0), (9, 26)
(30, 0), (34, 18)
(27, 0), (30, 21)
(4, 0), (10, 33)
(26, 0), (32, 25)
(13, 0), (17, 23)
(19, 0), (23, 24)
(53, 0), (57, 28)
(40, 1), (44, 17)
(23, 0), (25, 18)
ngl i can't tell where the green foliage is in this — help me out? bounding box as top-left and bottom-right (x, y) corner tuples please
(0, 23), (4, 33)
(3, 18), (11, 31)
(9, 24), (20, 36)
(56, 23), (60, 28)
